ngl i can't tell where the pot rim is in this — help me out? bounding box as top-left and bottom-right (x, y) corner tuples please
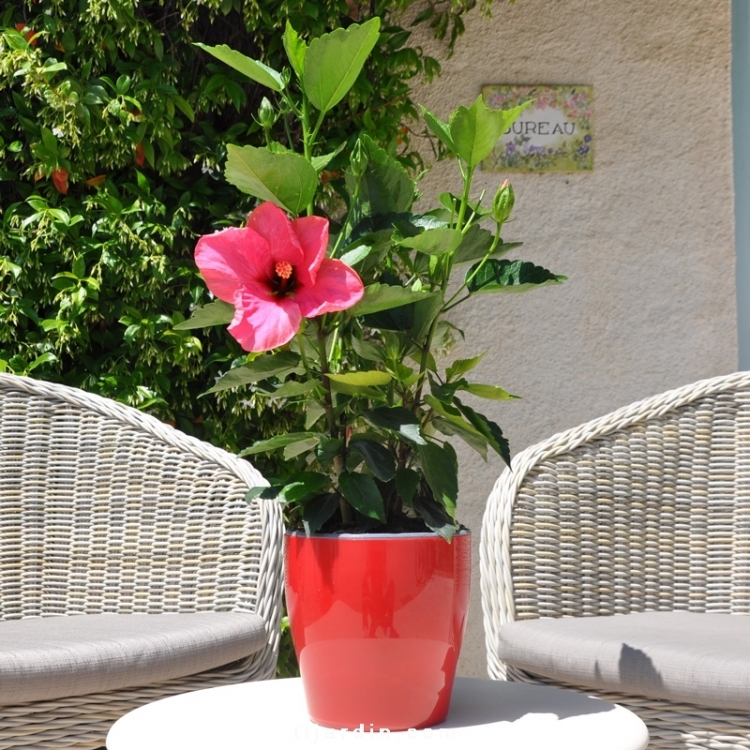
(285, 529), (470, 539)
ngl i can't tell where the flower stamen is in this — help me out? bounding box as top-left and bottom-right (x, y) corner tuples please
(275, 261), (293, 280)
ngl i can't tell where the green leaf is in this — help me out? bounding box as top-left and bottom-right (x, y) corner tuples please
(427, 375), (465, 404)
(153, 34), (164, 61)
(266, 379), (318, 399)
(446, 353), (486, 382)
(195, 43), (284, 91)
(395, 468), (421, 507)
(418, 441), (458, 519)
(239, 432), (319, 456)
(328, 380), (385, 398)
(283, 21), (307, 79)
(311, 142), (345, 172)
(349, 283), (437, 316)
(432, 417), (488, 460)
(449, 97), (532, 168)
(420, 106), (456, 153)
(28, 352), (57, 371)
(345, 135), (415, 217)
(316, 437), (344, 462)
(41, 127), (58, 154)
(454, 224), (495, 265)
(364, 406), (426, 446)
(173, 300), (235, 329)
(351, 337), (384, 362)
(360, 307), (413, 332)
(284, 437), (319, 460)
(460, 383), (519, 400)
(455, 398), (511, 467)
(409, 291), (444, 343)
(303, 18), (381, 112)
(339, 244), (373, 268)
(412, 494), (458, 541)
(305, 401), (326, 429)
(225, 144), (317, 215)
(44, 62), (68, 76)
(466, 259), (567, 294)
(425, 394), (489, 458)
(278, 473), (331, 503)
(327, 371), (392, 387)
(349, 439), (396, 481)
(173, 95), (195, 122)
(205, 352), (301, 393)
(398, 227), (463, 256)
(302, 494), (340, 535)
(338, 472), (386, 521)
(245, 485), (281, 503)
(115, 74), (131, 94)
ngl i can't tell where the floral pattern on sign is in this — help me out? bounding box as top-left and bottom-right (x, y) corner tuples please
(481, 85), (593, 173)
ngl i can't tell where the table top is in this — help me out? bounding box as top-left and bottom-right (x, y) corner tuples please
(106, 677), (649, 750)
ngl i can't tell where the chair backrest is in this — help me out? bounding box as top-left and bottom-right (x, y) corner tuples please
(481, 371), (750, 678)
(0, 373), (283, 628)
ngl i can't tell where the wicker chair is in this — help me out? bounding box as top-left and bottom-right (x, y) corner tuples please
(480, 371), (750, 750)
(0, 373), (284, 749)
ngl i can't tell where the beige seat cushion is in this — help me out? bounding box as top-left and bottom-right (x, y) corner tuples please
(497, 611), (750, 710)
(0, 612), (266, 703)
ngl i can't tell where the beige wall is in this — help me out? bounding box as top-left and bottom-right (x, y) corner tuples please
(411, 0), (738, 677)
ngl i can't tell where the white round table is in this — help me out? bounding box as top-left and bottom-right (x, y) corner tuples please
(106, 677), (649, 750)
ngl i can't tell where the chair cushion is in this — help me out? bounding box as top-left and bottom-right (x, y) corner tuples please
(0, 612), (267, 704)
(497, 611), (750, 710)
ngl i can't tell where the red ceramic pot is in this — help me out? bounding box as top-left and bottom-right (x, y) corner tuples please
(284, 531), (471, 731)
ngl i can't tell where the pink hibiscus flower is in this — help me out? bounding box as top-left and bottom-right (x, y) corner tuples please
(195, 202), (364, 352)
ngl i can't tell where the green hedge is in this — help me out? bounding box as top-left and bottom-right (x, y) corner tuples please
(0, 0), (470, 444)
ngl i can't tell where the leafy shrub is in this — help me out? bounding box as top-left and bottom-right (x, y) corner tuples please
(1, 0), (449, 442)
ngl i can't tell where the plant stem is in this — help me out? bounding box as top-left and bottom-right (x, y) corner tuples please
(315, 319), (352, 524)
(443, 222), (502, 311)
(412, 161), (476, 411)
(296, 324), (312, 378)
(455, 163), (474, 231)
(300, 94), (315, 217)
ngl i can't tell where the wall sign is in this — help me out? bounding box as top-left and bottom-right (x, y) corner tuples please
(481, 85), (593, 173)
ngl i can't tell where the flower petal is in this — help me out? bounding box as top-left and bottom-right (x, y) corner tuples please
(228, 291), (302, 352)
(195, 226), (273, 302)
(291, 215), (328, 287)
(295, 259), (364, 318)
(247, 202), (304, 268)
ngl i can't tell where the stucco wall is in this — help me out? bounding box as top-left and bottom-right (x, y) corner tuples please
(410, 0), (738, 677)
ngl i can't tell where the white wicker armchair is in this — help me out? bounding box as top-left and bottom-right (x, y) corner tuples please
(0, 373), (284, 749)
(481, 371), (750, 750)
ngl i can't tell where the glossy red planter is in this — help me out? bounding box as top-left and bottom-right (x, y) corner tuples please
(284, 531), (471, 731)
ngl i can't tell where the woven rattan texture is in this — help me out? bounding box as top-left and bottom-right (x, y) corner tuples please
(0, 374), (284, 749)
(480, 371), (750, 750)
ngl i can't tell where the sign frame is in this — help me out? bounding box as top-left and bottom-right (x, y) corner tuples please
(481, 85), (593, 173)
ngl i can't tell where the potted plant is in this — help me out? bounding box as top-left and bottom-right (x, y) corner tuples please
(178, 17), (565, 731)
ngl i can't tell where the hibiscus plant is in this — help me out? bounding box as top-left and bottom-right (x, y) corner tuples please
(177, 18), (565, 539)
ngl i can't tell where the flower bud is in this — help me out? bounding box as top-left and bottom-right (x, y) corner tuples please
(349, 140), (368, 179)
(492, 179), (514, 225)
(257, 97), (277, 129)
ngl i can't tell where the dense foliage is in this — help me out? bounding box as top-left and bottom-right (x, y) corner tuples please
(0, 0), (498, 453)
